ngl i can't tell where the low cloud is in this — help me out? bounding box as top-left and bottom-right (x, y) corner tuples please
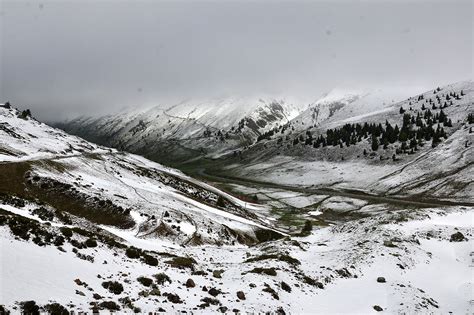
(0, 0), (471, 120)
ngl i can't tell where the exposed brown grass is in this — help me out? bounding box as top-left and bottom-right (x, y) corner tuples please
(0, 161), (134, 228)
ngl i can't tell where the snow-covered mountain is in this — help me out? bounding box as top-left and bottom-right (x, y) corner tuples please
(56, 87), (427, 165)
(57, 96), (307, 163)
(229, 81), (474, 202)
(290, 87), (410, 130)
(1, 92), (473, 313)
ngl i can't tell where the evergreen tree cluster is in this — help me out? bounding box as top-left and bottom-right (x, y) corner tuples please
(18, 109), (32, 119)
(203, 129), (212, 137)
(202, 128), (230, 142)
(407, 88), (465, 113)
(243, 87), (467, 159)
(257, 128), (277, 142)
(1, 101), (11, 109)
(294, 107), (454, 154)
(257, 122), (294, 142)
(286, 88), (467, 155)
(468, 113), (474, 124)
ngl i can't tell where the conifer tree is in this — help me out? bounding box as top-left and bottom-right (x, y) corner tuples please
(371, 136), (379, 151)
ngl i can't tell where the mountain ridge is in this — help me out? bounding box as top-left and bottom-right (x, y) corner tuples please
(54, 87), (424, 164)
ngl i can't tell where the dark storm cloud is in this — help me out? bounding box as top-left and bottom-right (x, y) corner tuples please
(0, 0), (472, 120)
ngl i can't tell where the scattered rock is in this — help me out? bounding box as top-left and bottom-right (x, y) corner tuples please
(262, 284), (279, 300)
(208, 287), (221, 297)
(20, 301), (39, 315)
(74, 279), (83, 286)
(99, 301), (120, 311)
(101, 281), (124, 295)
(246, 267), (277, 276)
(137, 276), (153, 287)
(377, 277), (386, 283)
(281, 281), (292, 293)
(43, 303), (70, 315)
(92, 293), (102, 300)
(91, 305), (100, 314)
(302, 275), (324, 288)
(198, 297), (220, 309)
(186, 278), (196, 288)
(153, 273), (171, 285)
(373, 305), (383, 312)
(335, 268), (352, 278)
(149, 288), (161, 296)
(165, 256), (196, 270)
(141, 253), (158, 266)
(84, 238), (97, 248)
(201, 297), (220, 306)
(192, 270), (208, 276)
(213, 269), (225, 278)
(165, 293), (182, 304)
(383, 240), (397, 248)
(236, 291), (246, 300)
(450, 232), (466, 242)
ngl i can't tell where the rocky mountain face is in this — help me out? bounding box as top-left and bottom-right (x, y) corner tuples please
(56, 96), (307, 164)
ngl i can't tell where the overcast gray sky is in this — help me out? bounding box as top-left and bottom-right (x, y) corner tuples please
(0, 0), (472, 120)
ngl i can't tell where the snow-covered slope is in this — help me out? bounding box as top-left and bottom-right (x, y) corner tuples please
(290, 87), (411, 130)
(0, 105), (283, 245)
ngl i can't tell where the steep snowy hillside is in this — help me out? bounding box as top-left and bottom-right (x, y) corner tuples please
(1, 103), (472, 314)
(228, 81), (474, 202)
(57, 96), (307, 163)
(290, 87), (414, 131)
(0, 104), (283, 245)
